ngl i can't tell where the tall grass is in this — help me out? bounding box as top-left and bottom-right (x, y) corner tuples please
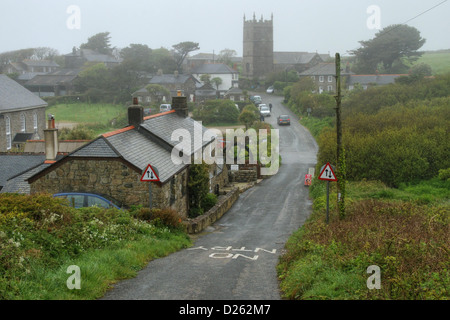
(277, 178), (449, 300)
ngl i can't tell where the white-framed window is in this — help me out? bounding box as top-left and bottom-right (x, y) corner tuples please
(319, 76), (324, 82)
(319, 86), (324, 94)
(33, 112), (38, 131)
(327, 85), (333, 92)
(5, 116), (11, 150)
(328, 76), (333, 82)
(20, 113), (26, 132)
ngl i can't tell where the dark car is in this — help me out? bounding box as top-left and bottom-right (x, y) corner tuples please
(277, 115), (291, 125)
(53, 192), (124, 210)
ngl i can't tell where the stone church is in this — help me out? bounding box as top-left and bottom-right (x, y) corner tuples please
(242, 14), (274, 80)
(243, 13), (330, 80)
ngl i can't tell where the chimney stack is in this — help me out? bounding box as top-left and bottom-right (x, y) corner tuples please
(44, 114), (58, 161)
(172, 93), (189, 118)
(128, 97), (144, 126)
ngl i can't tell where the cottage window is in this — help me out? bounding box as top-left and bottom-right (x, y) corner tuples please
(327, 85), (333, 92)
(20, 113), (26, 132)
(319, 86), (324, 94)
(33, 112), (38, 131)
(319, 76), (324, 83)
(328, 76), (333, 82)
(5, 116), (11, 150)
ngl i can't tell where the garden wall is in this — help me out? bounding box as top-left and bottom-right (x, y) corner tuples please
(183, 187), (240, 234)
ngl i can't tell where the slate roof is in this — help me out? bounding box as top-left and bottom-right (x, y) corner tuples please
(0, 154), (46, 190)
(22, 59), (60, 68)
(299, 63), (353, 76)
(25, 69), (80, 86)
(348, 74), (407, 86)
(1, 162), (51, 194)
(191, 63), (238, 74)
(0, 74), (48, 112)
(148, 74), (197, 85)
(27, 110), (214, 184)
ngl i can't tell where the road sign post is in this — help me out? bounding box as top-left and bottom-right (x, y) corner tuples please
(140, 164), (160, 209)
(318, 163), (337, 224)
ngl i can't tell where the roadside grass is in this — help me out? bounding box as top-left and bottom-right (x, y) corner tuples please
(0, 193), (191, 300)
(277, 178), (449, 300)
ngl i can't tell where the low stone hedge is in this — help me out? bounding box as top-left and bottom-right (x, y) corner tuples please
(183, 187), (240, 234)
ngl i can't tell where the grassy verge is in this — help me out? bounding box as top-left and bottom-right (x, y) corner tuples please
(277, 177), (449, 300)
(0, 194), (191, 300)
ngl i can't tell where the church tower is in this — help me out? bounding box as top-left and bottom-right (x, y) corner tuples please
(243, 13), (274, 80)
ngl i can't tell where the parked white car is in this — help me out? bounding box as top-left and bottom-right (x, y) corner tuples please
(259, 104), (271, 117)
(160, 104), (171, 112)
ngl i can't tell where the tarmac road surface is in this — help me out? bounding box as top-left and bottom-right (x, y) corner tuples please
(101, 93), (318, 300)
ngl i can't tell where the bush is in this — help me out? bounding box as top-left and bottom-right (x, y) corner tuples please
(134, 207), (182, 229)
(201, 193), (218, 212)
(438, 168), (450, 181)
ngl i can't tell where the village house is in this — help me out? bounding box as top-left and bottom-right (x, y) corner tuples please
(26, 96), (228, 217)
(0, 74), (47, 152)
(347, 73), (408, 90)
(191, 63), (239, 95)
(298, 63), (353, 94)
(133, 71), (200, 105)
(273, 52), (330, 74)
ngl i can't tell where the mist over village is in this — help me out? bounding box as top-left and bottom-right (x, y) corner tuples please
(0, 0), (448, 306)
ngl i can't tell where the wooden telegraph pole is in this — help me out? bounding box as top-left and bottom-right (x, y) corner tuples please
(335, 53), (345, 218)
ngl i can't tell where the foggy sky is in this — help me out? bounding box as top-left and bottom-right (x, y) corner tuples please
(1, 0), (449, 57)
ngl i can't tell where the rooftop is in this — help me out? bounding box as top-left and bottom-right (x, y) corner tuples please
(0, 74), (47, 112)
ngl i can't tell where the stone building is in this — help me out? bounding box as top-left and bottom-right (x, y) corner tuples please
(27, 96), (228, 217)
(242, 13), (274, 80)
(0, 74), (47, 152)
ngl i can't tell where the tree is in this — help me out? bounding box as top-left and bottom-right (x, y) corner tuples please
(351, 24), (426, 74)
(211, 77), (222, 90)
(172, 41), (200, 72)
(145, 84), (170, 103)
(239, 104), (259, 129)
(188, 162), (210, 217)
(200, 74), (211, 84)
(120, 43), (154, 72)
(80, 32), (113, 55)
(218, 49), (237, 66)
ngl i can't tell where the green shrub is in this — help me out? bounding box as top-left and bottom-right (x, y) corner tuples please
(201, 193), (218, 212)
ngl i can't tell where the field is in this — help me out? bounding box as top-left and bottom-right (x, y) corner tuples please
(46, 103), (128, 136)
(416, 50), (450, 75)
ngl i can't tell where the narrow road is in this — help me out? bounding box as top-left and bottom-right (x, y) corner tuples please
(101, 93), (318, 300)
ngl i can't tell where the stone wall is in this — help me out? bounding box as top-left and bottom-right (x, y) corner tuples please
(183, 187), (239, 234)
(229, 169), (257, 183)
(0, 107), (46, 151)
(30, 158), (189, 217)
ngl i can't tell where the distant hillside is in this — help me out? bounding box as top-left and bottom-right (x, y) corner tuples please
(415, 49), (450, 75)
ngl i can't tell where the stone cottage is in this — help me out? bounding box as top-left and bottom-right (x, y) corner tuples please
(0, 74), (47, 152)
(27, 96), (228, 217)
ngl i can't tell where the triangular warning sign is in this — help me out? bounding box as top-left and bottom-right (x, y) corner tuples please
(140, 164), (160, 182)
(318, 162), (337, 181)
